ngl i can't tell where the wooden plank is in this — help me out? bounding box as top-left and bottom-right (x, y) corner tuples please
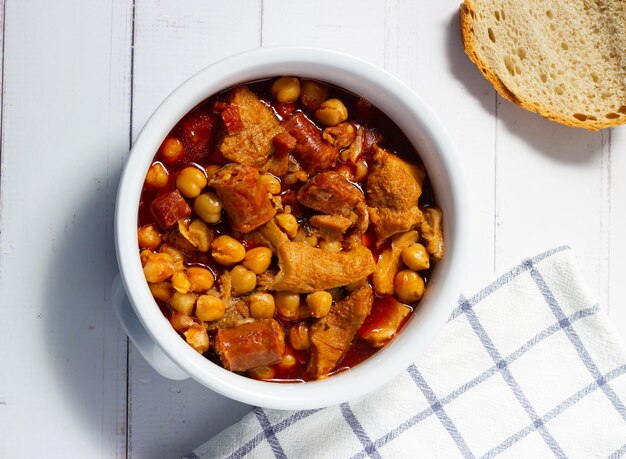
(0, 0), (133, 457)
(609, 127), (626, 341)
(494, 100), (609, 302)
(599, 128), (612, 312)
(261, 0), (386, 65)
(127, 2), (260, 457)
(128, 358), (252, 458)
(383, 0), (497, 293)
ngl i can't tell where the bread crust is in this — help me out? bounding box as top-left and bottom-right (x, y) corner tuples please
(459, 0), (625, 131)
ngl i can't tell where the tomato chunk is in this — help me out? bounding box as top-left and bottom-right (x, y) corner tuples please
(175, 106), (218, 162)
(214, 319), (285, 372)
(150, 189), (192, 229)
(272, 132), (297, 156)
(211, 99), (230, 114)
(220, 105), (245, 134)
(358, 296), (411, 348)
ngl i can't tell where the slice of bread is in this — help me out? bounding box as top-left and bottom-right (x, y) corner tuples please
(460, 0), (626, 130)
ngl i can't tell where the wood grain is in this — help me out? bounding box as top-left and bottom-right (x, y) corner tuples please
(0, 0), (133, 457)
(609, 128), (626, 324)
(261, 0), (386, 65)
(494, 99), (610, 300)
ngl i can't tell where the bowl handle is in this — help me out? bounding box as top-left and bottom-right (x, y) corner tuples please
(111, 274), (190, 380)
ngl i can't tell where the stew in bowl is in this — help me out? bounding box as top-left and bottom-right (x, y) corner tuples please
(137, 76), (445, 382)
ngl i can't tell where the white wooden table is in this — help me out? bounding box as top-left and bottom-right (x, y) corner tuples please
(0, 1), (624, 457)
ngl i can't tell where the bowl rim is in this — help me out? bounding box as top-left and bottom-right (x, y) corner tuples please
(115, 46), (469, 410)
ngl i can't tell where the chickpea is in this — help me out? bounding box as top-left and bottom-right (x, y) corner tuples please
(260, 174), (281, 195)
(230, 265), (257, 296)
(169, 291), (198, 315)
(306, 234), (319, 247)
(289, 322), (310, 350)
(160, 137), (184, 163)
(187, 219), (213, 252)
(283, 173), (298, 186)
(148, 281), (174, 302)
(187, 266), (215, 292)
(195, 295), (226, 321)
(211, 235), (246, 266)
(300, 80), (329, 110)
(306, 291), (333, 318)
(319, 239), (342, 253)
(401, 243), (430, 271)
(275, 292), (300, 320)
(248, 365), (276, 380)
(249, 292), (276, 319)
(293, 228), (319, 247)
(176, 166), (207, 199)
(159, 244), (184, 262)
(159, 244), (184, 271)
(277, 347), (297, 371)
(184, 327), (209, 354)
(137, 224), (162, 251)
(140, 249), (153, 266)
(170, 311), (195, 332)
(145, 162), (169, 189)
(143, 252), (176, 283)
(394, 270), (425, 303)
(193, 191), (223, 224)
(283, 170), (308, 186)
(243, 247), (273, 274)
(314, 98), (348, 126)
(271, 76), (301, 103)
(171, 271), (191, 294)
(275, 213), (298, 239)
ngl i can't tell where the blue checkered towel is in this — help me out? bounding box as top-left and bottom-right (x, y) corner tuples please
(187, 247), (626, 458)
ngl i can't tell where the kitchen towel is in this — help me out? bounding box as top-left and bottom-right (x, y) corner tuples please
(186, 247), (626, 458)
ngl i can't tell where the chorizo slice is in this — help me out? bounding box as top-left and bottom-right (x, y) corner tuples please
(283, 113), (338, 173)
(175, 106), (218, 163)
(150, 189), (192, 230)
(214, 319), (285, 372)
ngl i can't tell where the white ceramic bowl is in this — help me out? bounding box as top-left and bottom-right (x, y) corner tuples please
(114, 47), (469, 410)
